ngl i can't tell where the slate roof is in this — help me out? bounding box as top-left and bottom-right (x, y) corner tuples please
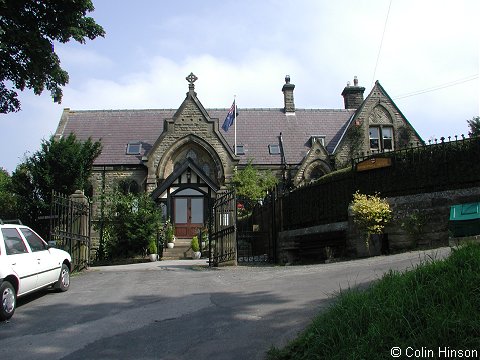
(58, 107), (355, 167)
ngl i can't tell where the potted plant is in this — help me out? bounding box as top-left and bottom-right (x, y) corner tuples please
(147, 240), (157, 262)
(349, 191), (392, 256)
(165, 220), (175, 249)
(191, 235), (201, 259)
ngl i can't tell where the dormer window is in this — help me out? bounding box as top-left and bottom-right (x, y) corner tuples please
(268, 144), (281, 155)
(126, 142), (142, 155)
(310, 135), (325, 147)
(236, 145), (245, 155)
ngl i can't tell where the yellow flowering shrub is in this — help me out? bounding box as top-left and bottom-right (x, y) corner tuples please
(350, 192), (392, 244)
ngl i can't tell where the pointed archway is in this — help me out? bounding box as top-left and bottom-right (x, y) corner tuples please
(144, 73), (238, 194)
(294, 138), (332, 186)
(151, 158), (219, 238)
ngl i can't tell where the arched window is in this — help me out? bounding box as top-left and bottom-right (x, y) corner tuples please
(368, 105), (394, 152)
(119, 179), (139, 195)
(309, 166), (325, 181)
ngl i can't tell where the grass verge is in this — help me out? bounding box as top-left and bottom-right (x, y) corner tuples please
(267, 243), (480, 360)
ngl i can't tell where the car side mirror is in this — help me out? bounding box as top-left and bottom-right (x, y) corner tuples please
(48, 241), (57, 248)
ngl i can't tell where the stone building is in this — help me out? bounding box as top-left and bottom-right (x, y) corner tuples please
(54, 73), (421, 238)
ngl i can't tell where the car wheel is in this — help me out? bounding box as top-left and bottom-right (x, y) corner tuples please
(1, 281), (16, 321)
(55, 264), (70, 292)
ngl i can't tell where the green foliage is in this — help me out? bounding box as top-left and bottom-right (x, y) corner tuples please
(230, 160), (278, 205)
(400, 210), (427, 240)
(101, 191), (162, 259)
(308, 166), (352, 186)
(147, 240), (157, 255)
(397, 125), (414, 148)
(346, 123), (364, 158)
(23, 134), (101, 200)
(191, 236), (200, 252)
(284, 137), (479, 231)
(0, 167), (16, 219)
(350, 192), (392, 249)
(164, 219), (175, 244)
(9, 134), (101, 232)
(8, 163), (41, 228)
(0, 0), (105, 113)
(267, 243), (480, 360)
(467, 116), (480, 137)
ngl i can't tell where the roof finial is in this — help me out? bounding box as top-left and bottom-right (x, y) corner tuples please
(186, 72), (198, 92)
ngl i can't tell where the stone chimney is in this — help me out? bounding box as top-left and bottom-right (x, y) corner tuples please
(341, 76), (365, 109)
(282, 75), (295, 114)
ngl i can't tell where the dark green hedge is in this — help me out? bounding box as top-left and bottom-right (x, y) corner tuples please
(282, 137), (480, 230)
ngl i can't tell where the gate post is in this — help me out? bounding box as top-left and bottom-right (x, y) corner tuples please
(70, 190), (91, 269)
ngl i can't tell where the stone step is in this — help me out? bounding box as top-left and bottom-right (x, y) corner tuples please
(162, 239), (192, 260)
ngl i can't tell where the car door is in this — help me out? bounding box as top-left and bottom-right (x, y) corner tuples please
(1, 228), (38, 295)
(19, 228), (60, 287)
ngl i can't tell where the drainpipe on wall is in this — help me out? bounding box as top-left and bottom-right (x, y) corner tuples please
(98, 166), (106, 260)
(279, 132), (287, 188)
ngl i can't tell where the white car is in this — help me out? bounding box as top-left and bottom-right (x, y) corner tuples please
(0, 221), (71, 321)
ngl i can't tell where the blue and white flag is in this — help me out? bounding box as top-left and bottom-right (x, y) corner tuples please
(222, 101), (236, 132)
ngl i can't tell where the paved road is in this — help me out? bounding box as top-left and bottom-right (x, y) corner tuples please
(0, 248), (451, 360)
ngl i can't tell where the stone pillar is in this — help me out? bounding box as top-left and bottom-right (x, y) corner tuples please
(70, 190), (90, 268)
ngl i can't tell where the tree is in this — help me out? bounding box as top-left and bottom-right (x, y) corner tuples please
(0, 0), (105, 113)
(10, 134), (102, 232)
(0, 168), (16, 219)
(467, 116), (480, 137)
(101, 191), (163, 259)
(24, 133), (102, 200)
(230, 160), (278, 210)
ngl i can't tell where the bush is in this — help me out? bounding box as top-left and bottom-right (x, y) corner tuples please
(350, 191), (392, 249)
(100, 191), (162, 258)
(147, 240), (157, 255)
(164, 219), (175, 245)
(191, 236), (200, 252)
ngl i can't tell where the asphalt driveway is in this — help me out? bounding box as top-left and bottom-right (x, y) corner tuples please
(0, 247), (451, 360)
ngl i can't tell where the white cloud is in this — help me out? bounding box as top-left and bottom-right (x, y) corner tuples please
(1, 0), (478, 173)
(56, 46), (115, 72)
(61, 51), (303, 110)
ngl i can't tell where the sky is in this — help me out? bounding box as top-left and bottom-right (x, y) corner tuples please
(1, 0), (479, 174)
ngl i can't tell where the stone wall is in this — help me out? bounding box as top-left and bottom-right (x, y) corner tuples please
(347, 186), (480, 258)
(275, 186), (480, 263)
(90, 166), (147, 215)
(386, 186), (480, 250)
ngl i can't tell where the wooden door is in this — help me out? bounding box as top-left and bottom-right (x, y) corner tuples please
(174, 197), (204, 238)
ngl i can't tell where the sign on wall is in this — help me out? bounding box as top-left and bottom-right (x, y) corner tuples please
(356, 157), (392, 172)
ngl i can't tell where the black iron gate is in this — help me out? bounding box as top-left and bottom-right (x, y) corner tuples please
(237, 231), (271, 263)
(236, 192), (275, 264)
(49, 190), (92, 271)
(209, 190), (237, 266)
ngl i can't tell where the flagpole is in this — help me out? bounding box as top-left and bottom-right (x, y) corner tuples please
(234, 95), (237, 155)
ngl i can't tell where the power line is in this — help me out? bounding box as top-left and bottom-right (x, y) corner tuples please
(393, 74), (479, 100)
(371, 0), (393, 88)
